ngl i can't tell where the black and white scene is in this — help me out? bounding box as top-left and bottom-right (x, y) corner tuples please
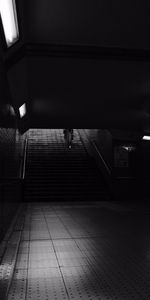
(1, 0), (150, 299)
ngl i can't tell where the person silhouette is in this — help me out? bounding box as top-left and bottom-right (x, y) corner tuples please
(63, 129), (74, 148)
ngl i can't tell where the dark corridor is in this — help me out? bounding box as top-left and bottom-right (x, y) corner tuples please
(1, 0), (150, 298)
(1, 129), (150, 300)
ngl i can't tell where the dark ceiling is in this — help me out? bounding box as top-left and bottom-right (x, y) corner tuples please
(4, 0), (150, 131)
(23, 0), (150, 49)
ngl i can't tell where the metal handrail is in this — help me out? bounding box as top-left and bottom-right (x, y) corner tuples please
(91, 140), (111, 176)
(21, 138), (28, 179)
(0, 138), (28, 186)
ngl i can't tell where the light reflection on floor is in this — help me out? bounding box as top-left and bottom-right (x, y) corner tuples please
(6, 203), (150, 300)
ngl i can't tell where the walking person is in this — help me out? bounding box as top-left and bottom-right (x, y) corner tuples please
(63, 129), (74, 149)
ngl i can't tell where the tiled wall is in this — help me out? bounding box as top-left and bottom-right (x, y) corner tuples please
(0, 127), (16, 178)
(0, 124), (26, 241)
(0, 59), (26, 242)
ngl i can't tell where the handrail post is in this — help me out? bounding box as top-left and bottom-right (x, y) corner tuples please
(22, 138), (28, 179)
(19, 138), (28, 180)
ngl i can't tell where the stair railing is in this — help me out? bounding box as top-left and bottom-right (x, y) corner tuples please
(20, 137), (28, 179)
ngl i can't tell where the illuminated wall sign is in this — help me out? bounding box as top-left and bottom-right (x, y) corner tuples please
(114, 145), (128, 168)
(0, 0), (19, 47)
(142, 136), (150, 141)
(122, 145), (136, 152)
(19, 103), (26, 118)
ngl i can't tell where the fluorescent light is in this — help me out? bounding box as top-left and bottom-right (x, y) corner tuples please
(0, 0), (19, 47)
(142, 136), (150, 140)
(19, 103), (26, 118)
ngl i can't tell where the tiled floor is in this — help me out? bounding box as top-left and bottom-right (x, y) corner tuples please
(5, 202), (150, 300)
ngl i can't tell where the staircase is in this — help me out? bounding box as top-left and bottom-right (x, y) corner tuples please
(24, 129), (110, 201)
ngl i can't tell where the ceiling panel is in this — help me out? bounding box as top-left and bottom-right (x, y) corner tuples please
(24, 0), (150, 48)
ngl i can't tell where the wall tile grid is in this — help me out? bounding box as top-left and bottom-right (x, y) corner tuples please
(0, 125), (25, 242)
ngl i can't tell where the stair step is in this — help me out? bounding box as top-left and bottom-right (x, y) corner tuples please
(24, 129), (110, 202)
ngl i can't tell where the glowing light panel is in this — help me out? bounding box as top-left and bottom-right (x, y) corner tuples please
(142, 136), (150, 140)
(19, 103), (26, 118)
(122, 145), (136, 152)
(0, 0), (19, 47)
